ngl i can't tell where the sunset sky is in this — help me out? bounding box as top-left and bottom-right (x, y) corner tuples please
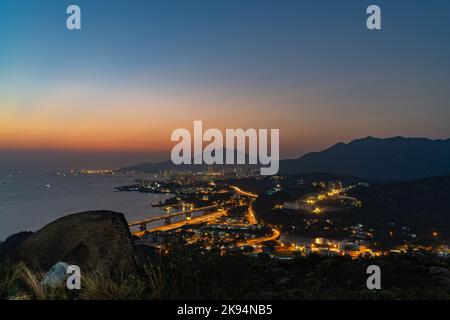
(1, 0), (450, 169)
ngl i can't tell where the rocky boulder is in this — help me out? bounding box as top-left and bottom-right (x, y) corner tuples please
(0, 231), (34, 262)
(41, 262), (70, 288)
(12, 211), (143, 276)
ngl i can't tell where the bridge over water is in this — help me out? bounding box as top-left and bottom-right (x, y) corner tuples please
(128, 203), (224, 232)
(129, 186), (258, 235)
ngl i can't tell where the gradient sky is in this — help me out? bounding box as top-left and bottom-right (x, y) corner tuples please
(1, 0), (450, 169)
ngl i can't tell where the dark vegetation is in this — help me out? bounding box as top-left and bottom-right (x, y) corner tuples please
(2, 242), (449, 300)
(150, 244), (450, 299)
(343, 175), (450, 242)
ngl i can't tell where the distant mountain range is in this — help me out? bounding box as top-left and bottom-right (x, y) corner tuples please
(280, 136), (450, 181)
(120, 136), (450, 181)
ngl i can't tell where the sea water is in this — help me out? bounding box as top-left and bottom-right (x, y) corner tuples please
(0, 170), (172, 240)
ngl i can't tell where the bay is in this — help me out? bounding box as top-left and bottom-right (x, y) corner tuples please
(0, 170), (172, 240)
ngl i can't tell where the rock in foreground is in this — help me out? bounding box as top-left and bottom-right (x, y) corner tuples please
(0, 231), (34, 262)
(12, 211), (142, 276)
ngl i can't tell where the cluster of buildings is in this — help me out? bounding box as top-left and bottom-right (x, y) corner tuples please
(158, 166), (258, 180)
(276, 237), (382, 259)
(283, 181), (361, 214)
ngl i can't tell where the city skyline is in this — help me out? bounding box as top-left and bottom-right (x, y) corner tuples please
(1, 0), (450, 169)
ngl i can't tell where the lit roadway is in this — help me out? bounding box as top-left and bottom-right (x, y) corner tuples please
(230, 186), (258, 198)
(239, 227), (281, 246)
(128, 204), (223, 228)
(130, 186), (261, 238)
(132, 210), (228, 236)
(247, 203), (258, 225)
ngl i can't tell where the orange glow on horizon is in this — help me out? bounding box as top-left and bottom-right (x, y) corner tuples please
(0, 84), (333, 157)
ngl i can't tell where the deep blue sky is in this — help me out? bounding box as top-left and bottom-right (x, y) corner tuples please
(1, 0), (449, 169)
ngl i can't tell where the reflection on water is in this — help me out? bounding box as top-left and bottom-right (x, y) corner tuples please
(0, 170), (172, 240)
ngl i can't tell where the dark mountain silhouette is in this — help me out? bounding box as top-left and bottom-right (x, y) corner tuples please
(120, 137), (450, 181)
(119, 148), (257, 173)
(280, 136), (450, 181)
